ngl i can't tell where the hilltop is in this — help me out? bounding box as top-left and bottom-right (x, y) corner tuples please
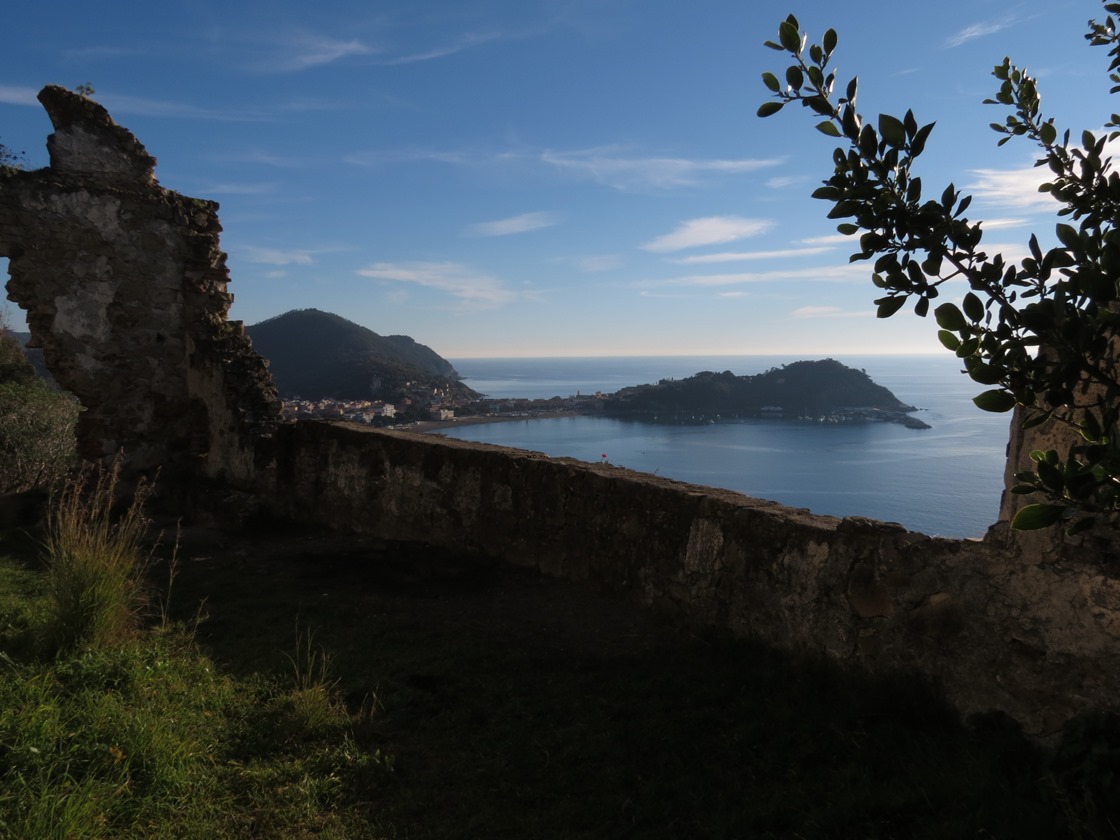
(246, 308), (475, 401)
(606, 359), (929, 428)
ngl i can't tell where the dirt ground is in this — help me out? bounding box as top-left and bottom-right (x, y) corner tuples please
(166, 523), (696, 671)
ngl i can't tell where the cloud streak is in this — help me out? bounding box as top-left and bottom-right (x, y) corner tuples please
(791, 305), (870, 319)
(668, 246), (833, 264)
(0, 85), (40, 106)
(968, 136), (1120, 212)
(658, 262), (868, 287)
(641, 217), (774, 253)
(375, 30), (506, 65)
(245, 31), (375, 73)
(357, 261), (519, 308)
(196, 182), (277, 196)
(944, 17), (1017, 48)
(573, 255), (624, 273)
(541, 148), (782, 190)
(966, 165), (1053, 211)
(466, 211), (561, 237)
(342, 144), (782, 191)
(241, 246), (315, 266)
(343, 148), (471, 168)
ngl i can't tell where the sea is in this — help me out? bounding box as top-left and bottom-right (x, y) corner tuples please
(439, 355), (1012, 539)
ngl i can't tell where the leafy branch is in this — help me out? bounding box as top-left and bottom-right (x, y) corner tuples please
(758, 7), (1120, 533)
(0, 141), (26, 170)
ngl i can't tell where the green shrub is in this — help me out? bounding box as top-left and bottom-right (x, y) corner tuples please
(0, 381), (80, 495)
(0, 328), (78, 495)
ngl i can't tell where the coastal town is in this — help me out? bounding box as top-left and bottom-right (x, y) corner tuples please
(281, 390), (930, 431)
(281, 391), (608, 429)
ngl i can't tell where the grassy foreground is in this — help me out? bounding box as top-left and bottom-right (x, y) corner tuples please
(1, 507), (1118, 837)
(0, 483), (389, 839)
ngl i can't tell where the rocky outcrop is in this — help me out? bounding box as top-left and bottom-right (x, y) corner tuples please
(0, 86), (280, 480)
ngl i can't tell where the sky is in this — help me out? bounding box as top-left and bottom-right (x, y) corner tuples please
(0, 0), (1113, 358)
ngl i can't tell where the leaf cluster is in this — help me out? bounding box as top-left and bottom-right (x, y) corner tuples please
(0, 139), (26, 171)
(759, 7), (1120, 534)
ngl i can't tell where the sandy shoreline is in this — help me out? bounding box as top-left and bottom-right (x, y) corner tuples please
(401, 410), (579, 434)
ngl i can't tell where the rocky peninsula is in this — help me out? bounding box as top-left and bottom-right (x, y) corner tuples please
(600, 359), (931, 429)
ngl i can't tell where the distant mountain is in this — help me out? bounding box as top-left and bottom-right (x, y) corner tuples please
(246, 308), (470, 400)
(607, 359), (926, 426)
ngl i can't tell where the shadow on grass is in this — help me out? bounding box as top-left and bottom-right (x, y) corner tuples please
(162, 524), (1090, 840)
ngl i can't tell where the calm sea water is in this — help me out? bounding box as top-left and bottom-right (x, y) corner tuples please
(441, 355), (1010, 538)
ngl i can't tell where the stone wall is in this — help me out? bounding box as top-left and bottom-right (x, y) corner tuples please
(0, 86), (280, 481)
(255, 421), (1120, 734)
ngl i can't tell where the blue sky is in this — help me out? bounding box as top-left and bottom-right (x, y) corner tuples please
(0, 0), (1112, 357)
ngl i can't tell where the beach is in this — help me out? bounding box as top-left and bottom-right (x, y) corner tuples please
(403, 410), (579, 434)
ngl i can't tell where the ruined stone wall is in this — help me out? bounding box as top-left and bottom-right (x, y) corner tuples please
(256, 421), (1120, 734)
(0, 86), (279, 480)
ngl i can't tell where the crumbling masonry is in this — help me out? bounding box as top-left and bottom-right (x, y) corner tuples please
(0, 85), (279, 482)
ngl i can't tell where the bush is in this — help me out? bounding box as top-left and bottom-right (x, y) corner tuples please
(0, 381), (79, 495)
(0, 328), (78, 494)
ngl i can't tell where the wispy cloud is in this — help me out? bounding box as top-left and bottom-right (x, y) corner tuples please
(292, 36), (374, 69)
(766, 175), (810, 190)
(641, 216), (774, 253)
(968, 135), (1120, 212)
(357, 261), (519, 308)
(376, 30), (506, 65)
(0, 85), (40, 106)
(966, 165), (1053, 211)
(215, 150), (321, 168)
(342, 144), (782, 191)
(669, 246), (833, 264)
(238, 18), (530, 74)
(241, 247), (315, 266)
(466, 211), (561, 237)
(658, 263), (867, 287)
(343, 148), (471, 167)
(944, 17), (1018, 48)
(978, 217), (1030, 230)
(573, 255), (624, 273)
(799, 234), (851, 246)
(541, 148), (782, 190)
(246, 31), (376, 73)
(195, 182), (277, 196)
(791, 305), (870, 319)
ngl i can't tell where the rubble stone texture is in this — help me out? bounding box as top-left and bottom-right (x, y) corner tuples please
(0, 85), (280, 481)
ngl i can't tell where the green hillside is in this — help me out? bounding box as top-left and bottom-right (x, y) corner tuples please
(246, 308), (472, 400)
(609, 359), (919, 420)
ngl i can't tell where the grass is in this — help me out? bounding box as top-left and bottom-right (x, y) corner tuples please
(0, 617), (390, 838)
(1, 473), (1118, 838)
(0, 468), (391, 839)
(42, 460), (153, 653)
